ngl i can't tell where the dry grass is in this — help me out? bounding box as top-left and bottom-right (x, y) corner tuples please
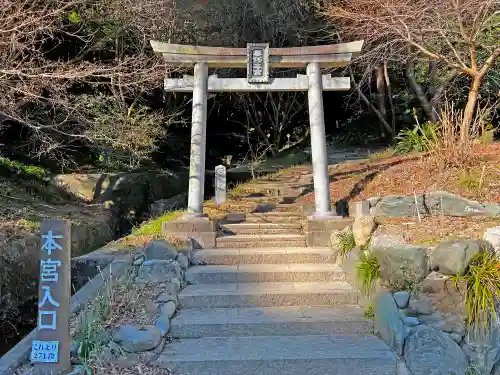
(66, 272), (174, 375)
(375, 216), (500, 245)
(89, 363), (173, 375)
(302, 144), (499, 205)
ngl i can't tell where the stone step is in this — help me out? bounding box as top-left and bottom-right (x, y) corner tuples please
(216, 234), (306, 248)
(220, 223), (302, 235)
(185, 263), (345, 283)
(178, 281), (359, 308)
(157, 335), (397, 375)
(170, 306), (373, 338)
(244, 212), (304, 223)
(192, 247), (334, 265)
(274, 203), (303, 212)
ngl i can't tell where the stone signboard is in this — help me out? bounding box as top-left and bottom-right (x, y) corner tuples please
(215, 165), (227, 206)
(32, 220), (71, 373)
(247, 43), (269, 83)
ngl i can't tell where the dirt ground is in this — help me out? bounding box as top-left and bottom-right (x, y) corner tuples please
(300, 143), (500, 244)
(302, 144), (500, 205)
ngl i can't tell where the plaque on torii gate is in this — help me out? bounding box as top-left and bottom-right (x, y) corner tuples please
(247, 43), (270, 83)
(150, 40), (363, 218)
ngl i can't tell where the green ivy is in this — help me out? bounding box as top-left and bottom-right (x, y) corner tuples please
(68, 11), (81, 24)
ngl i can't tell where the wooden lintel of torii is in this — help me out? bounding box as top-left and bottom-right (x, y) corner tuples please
(164, 74), (350, 92)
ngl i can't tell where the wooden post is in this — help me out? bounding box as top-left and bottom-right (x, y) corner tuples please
(32, 220), (72, 374)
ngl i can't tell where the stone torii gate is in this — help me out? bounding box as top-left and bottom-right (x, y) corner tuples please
(150, 40), (363, 219)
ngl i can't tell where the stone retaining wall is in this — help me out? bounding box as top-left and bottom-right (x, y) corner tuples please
(352, 191), (500, 218)
(333, 214), (500, 375)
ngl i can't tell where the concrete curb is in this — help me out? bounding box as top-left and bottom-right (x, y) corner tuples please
(0, 258), (132, 375)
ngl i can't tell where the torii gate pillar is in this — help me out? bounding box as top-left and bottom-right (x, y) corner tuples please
(307, 62), (334, 217)
(186, 62), (209, 217)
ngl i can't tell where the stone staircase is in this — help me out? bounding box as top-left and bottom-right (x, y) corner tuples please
(156, 167), (397, 374)
(156, 246), (397, 374)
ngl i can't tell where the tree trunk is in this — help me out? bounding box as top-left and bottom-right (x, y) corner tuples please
(349, 67), (394, 138)
(404, 61), (438, 123)
(461, 76), (481, 139)
(383, 61), (396, 136)
(375, 64), (387, 120)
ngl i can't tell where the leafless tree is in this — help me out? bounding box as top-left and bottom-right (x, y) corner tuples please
(0, 0), (180, 165)
(231, 92), (309, 156)
(171, 0), (323, 163)
(320, 0), (499, 134)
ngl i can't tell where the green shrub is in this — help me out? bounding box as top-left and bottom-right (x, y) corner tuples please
(451, 252), (500, 334)
(394, 121), (440, 155)
(130, 210), (184, 237)
(356, 251), (381, 297)
(0, 157), (47, 181)
(336, 230), (356, 259)
(364, 304), (375, 320)
(465, 364), (481, 375)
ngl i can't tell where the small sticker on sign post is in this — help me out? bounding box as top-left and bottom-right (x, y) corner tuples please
(31, 340), (59, 363)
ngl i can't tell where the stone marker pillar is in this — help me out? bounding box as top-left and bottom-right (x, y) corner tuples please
(215, 165), (227, 206)
(187, 62), (209, 217)
(307, 62), (336, 218)
(32, 220), (71, 374)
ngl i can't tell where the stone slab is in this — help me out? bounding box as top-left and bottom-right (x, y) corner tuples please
(170, 306), (373, 338)
(178, 281), (359, 308)
(374, 292), (406, 356)
(244, 212), (304, 223)
(164, 75), (352, 92)
(163, 218), (216, 233)
(185, 263), (345, 283)
(192, 247), (335, 265)
(221, 223), (302, 235)
(216, 239), (307, 248)
(216, 234), (306, 242)
(305, 218), (354, 247)
(157, 335), (397, 375)
(162, 218), (217, 249)
(216, 234), (307, 248)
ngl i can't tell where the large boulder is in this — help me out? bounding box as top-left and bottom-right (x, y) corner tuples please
(404, 325), (469, 375)
(352, 216), (376, 247)
(484, 227), (500, 256)
(493, 361), (500, 375)
(430, 240), (494, 276)
(425, 191), (492, 217)
(137, 260), (182, 283)
(369, 229), (407, 249)
(372, 244), (429, 289)
(144, 240), (179, 261)
(462, 319), (500, 375)
(374, 292), (406, 355)
(393, 291), (410, 309)
(112, 324), (162, 352)
(485, 204), (500, 217)
(373, 195), (426, 217)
